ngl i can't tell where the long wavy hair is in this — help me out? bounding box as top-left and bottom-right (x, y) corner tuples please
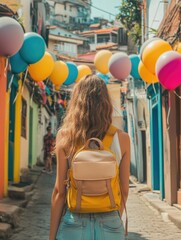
(56, 74), (113, 157)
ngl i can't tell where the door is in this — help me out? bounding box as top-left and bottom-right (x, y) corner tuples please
(8, 83), (18, 180)
(175, 87), (181, 203)
(151, 105), (160, 190)
(28, 107), (33, 167)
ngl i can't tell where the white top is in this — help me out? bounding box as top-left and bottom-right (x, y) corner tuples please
(110, 133), (122, 165)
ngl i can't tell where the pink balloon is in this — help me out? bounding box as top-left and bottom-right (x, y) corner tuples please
(0, 17), (24, 57)
(37, 81), (45, 90)
(108, 52), (131, 80)
(156, 51), (181, 90)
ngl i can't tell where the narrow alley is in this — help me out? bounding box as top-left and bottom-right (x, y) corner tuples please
(8, 171), (181, 240)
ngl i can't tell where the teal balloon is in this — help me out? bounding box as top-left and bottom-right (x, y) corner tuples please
(20, 32), (46, 64)
(97, 72), (109, 84)
(64, 62), (78, 85)
(45, 86), (51, 95)
(129, 54), (141, 79)
(9, 51), (28, 74)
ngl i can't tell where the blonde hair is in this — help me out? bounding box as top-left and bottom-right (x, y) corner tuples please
(56, 74), (113, 157)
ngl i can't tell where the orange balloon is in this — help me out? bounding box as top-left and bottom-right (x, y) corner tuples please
(55, 85), (60, 91)
(50, 61), (69, 85)
(28, 52), (54, 82)
(142, 39), (172, 74)
(138, 61), (158, 84)
(94, 50), (112, 74)
(76, 65), (92, 83)
(177, 42), (181, 54)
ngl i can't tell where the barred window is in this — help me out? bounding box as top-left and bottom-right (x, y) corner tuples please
(21, 98), (27, 138)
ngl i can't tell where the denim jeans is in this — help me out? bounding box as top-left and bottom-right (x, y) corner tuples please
(57, 209), (125, 240)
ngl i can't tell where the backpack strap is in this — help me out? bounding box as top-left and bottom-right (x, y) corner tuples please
(102, 125), (117, 148)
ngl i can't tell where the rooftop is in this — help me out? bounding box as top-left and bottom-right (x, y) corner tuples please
(80, 27), (120, 36)
(49, 27), (88, 41)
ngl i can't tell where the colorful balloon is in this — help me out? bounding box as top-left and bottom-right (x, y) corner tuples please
(50, 61), (69, 85)
(96, 72), (109, 84)
(140, 37), (161, 60)
(55, 85), (60, 91)
(37, 81), (46, 90)
(94, 50), (112, 74)
(176, 43), (181, 54)
(64, 62), (78, 85)
(0, 17), (24, 57)
(129, 54), (141, 79)
(156, 51), (181, 90)
(76, 65), (92, 83)
(142, 39), (172, 74)
(20, 32), (46, 64)
(108, 52), (131, 80)
(28, 52), (54, 82)
(138, 61), (158, 84)
(9, 52), (28, 74)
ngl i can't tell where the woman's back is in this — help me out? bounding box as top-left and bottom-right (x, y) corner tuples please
(49, 75), (130, 240)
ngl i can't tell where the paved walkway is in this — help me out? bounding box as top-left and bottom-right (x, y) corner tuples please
(9, 171), (181, 240)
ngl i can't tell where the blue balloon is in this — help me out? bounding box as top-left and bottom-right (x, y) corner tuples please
(19, 32), (46, 64)
(9, 51), (28, 74)
(64, 62), (78, 85)
(129, 54), (141, 79)
(97, 72), (109, 84)
(45, 86), (51, 95)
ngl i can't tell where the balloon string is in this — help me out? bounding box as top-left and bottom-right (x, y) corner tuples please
(173, 90), (181, 99)
(113, 105), (122, 116)
(30, 82), (35, 105)
(4, 58), (9, 77)
(21, 68), (28, 94)
(152, 83), (157, 95)
(166, 92), (171, 130)
(8, 74), (14, 90)
(13, 84), (22, 104)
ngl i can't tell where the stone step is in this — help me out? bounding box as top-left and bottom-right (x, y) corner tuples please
(8, 183), (34, 200)
(1, 197), (28, 208)
(0, 203), (23, 228)
(0, 223), (12, 240)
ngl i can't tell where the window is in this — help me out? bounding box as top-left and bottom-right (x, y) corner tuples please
(64, 3), (66, 10)
(21, 98), (27, 138)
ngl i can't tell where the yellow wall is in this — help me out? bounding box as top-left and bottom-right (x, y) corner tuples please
(14, 80), (22, 183)
(4, 90), (10, 196)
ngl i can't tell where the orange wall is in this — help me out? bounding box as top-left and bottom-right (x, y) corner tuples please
(0, 57), (7, 198)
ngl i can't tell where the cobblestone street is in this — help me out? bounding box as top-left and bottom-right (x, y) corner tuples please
(9, 171), (181, 240)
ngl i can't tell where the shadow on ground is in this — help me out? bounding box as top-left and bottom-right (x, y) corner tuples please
(127, 232), (149, 240)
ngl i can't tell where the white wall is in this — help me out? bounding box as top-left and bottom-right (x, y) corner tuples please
(146, 0), (171, 38)
(19, 0), (33, 32)
(55, 2), (78, 23)
(36, 106), (51, 164)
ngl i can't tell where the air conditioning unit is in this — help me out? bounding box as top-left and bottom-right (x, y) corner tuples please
(54, 44), (59, 51)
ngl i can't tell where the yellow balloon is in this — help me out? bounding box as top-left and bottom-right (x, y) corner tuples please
(177, 42), (181, 54)
(55, 85), (60, 91)
(138, 61), (158, 83)
(94, 50), (112, 74)
(28, 52), (54, 82)
(142, 39), (172, 74)
(76, 65), (92, 83)
(50, 61), (69, 85)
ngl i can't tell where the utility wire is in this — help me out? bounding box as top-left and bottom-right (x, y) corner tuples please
(82, 0), (117, 17)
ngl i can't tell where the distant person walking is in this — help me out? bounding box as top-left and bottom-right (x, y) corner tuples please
(42, 126), (55, 174)
(49, 75), (130, 240)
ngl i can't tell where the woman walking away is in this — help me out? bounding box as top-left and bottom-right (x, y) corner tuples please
(49, 74), (130, 240)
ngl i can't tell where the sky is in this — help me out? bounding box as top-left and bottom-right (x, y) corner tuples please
(91, 0), (121, 21)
